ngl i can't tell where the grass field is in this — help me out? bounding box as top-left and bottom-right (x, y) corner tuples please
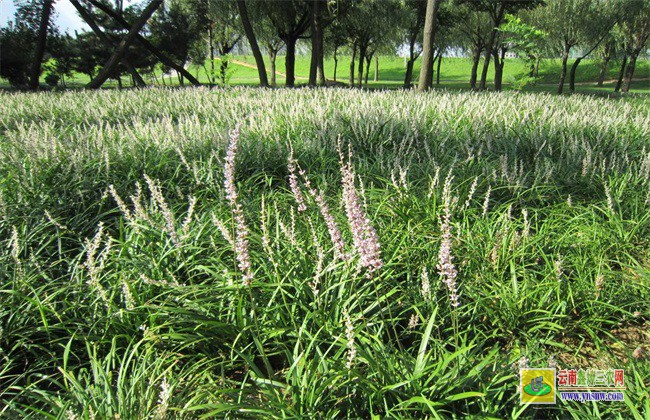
(1, 88), (649, 418)
(12, 55), (650, 94)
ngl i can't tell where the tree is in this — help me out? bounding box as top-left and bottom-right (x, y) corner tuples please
(338, 0), (401, 87)
(323, 19), (348, 82)
(309, 0), (326, 86)
(254, 8), (285, 86)
(236, 0), (269, 86)
(69, 0), (146, 86)
(530, 0), (592, 94)
(29, 0), (54, 90)
(498, 14), (546, 88)
(462, 0), (543, 91)
(45, 33), (77, 87)
(618, 0), (650, 93)
(402, 0), (427, 88)
(454, 6), (492, 89)
(84, 0), (200, 85)
(0, 23), (34, 87)
(596, 38), (616, 86)
(418, 0), (441, 91)
(70, 31), (104, 80)
(430, 5), (460, 86)
(0, 0), (59, 88)
(567, 0), (619, 93)
(262, 1), (311, 87)
(87, 0), (163, 89)
(150, 0), (201, 85)
(187, 0), (242, 83)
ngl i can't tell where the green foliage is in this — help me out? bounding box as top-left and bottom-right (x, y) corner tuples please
(0, 24), (34, 87)
(500, 14), (547, 89)
(150, 0), (201, 67)
(0, 88), (649, 418)
(500, 14), (546, 57)
(43, 70), (60, 87)
(0, 0), (62, 88)
(216, 54), (235, 86)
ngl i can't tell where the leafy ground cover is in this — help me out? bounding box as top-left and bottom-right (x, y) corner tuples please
(0, 88), (649, 418)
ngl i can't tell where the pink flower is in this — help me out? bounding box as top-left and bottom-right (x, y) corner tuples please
(340, 152), (382, 275)
(298, 160), (347, 261)
(223, 125), (253, 285)
(288, 147), (307, 212)
(437, 177), (459, 307)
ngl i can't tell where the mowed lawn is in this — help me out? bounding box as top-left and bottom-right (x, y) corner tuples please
(14, 55), (650, 94)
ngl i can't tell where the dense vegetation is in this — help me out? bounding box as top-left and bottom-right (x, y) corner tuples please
(1, 88), (649, 417)
(1, 0), (648, 93)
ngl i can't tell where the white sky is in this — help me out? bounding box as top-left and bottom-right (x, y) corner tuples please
(2, 0), (90, 34)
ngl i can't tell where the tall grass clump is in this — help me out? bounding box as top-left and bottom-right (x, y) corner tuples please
(1, 87), (649, 418)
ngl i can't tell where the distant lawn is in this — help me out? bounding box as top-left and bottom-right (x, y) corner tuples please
(233, 54), (649, 87)
(3, 55), (648, 94)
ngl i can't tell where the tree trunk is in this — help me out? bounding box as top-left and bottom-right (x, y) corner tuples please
(209, 25), (215, 82)
(69, 0), (145, 87)
(478, 22), (498, 88)
(479, 6), (505, 91)
(349, 43), (356, 87)
(269, 49), (277, 86)
(614, 53), (627, 92)
(557, 42), (571, 94)
(309, 0), (325, 86)
(87, 0), (200, 86)
(237, 0), (269, 87)
(470, 47), (481, 89)
(569, 57), (582, 93)
(417, 0), (440, 91)
(364, 52), (372, 85)
(285, 39), (296, 87)
(404, 59), (414, 88)
(29, 0), (54, 90)
(404, 35), (418, 88)
(87, 0), (162, 89)
(436, 50), (442, 85)
(597, 43), (613, 86)
(494, 62), (503, 91)
(569, 30), (611, 93)
(622, 49), (640, 93)
(374, 55), (379, 82)
(357, 44), (366, 87)
(492, 56), (501, 91)
(316, 43), (325, 86)
(333, 46), (338, 82)
(493, 47), (505, 91)
(432, 52), (438, 80)
(309, 0), (317, 85)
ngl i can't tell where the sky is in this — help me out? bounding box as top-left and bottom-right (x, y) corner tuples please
(1, 0), (90, 34)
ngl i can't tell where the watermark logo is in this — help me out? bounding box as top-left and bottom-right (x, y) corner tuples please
(557, 369), (625, 403)
(520, 368), (556, 404)
(520, 367), (626, 404)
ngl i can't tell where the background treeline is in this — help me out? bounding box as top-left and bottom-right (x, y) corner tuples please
(1, 0), (648, 92)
